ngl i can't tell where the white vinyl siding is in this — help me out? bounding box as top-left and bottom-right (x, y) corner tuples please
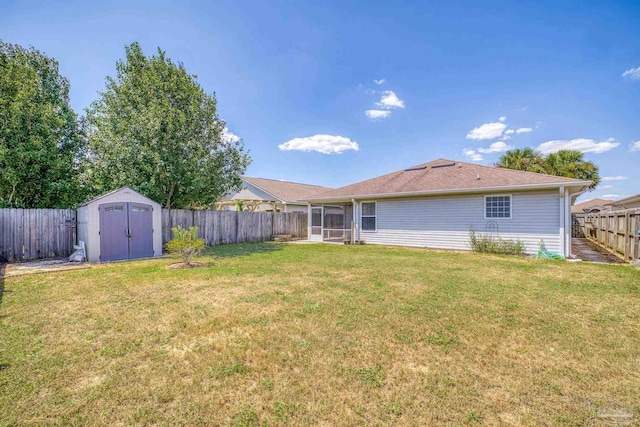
(359, 191), (561, 255)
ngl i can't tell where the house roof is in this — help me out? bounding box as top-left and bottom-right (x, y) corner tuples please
(570, 198), (614, 214)
(239, 176), (332, 204)
(306, 158), (592, 201)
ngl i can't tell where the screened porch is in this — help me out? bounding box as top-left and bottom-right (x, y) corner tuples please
(309, 203), (354, 243)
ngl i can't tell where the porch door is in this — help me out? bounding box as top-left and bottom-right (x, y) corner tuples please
(310, 206), (323, 242)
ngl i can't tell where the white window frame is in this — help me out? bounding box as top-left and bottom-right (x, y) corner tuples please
(360, 201), (377, 231)
(484, 194), (512, 220)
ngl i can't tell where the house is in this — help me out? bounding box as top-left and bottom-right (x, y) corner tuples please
(604, 194), (640, 211)
(304, 158), (592, 257)
(570, 198), (614, 214)
(219, 176), (331, 213)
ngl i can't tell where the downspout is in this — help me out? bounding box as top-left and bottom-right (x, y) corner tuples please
(559, 186), (565, 257)
(565, 187), (571, 257)
(352, 198), (358, 243)
(307, 202), (312, 241)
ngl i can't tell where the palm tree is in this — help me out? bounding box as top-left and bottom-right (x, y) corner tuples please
(544, 150), (600, 189)
(496, 148), (547, 173)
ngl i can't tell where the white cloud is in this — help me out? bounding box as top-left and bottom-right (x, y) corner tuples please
(504, 129), (515, 135)
(622, 66), (640, 80)
(376, 90), (405, 109)
(598, 185), (614, 189)
(466, 121), (507, 140)
(601, 176), (627, 181)
(537, 138), (620, 154)
(373, 79), (386, 85)
(499, 116), (507, 122)
(365, 109), (391, 119)
(222, 127), (240, 144)
(630, 140), (640, 152)
(515, 127), (533, 134)
(477, 141), (513, 154)
(278, 134), (359, 155)
(462, 148), (483, 161)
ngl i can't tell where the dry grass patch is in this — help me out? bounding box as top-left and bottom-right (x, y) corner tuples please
(1, 242), (639, 426)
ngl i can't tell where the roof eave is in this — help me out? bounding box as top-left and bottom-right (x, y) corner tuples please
(304, 181), (593, 203)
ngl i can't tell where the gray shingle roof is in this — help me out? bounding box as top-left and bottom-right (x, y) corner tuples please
(307, 158), (591, 201)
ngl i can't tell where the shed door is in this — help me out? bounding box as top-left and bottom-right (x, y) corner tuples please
(99, 202), (154, 261)
(128, 203), (153, 259)
(99, 203), (129, 261)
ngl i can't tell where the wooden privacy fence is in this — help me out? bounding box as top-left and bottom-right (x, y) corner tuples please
(579, 209), (640, 261)
(162, 210), (307, 245)
(0, 208), (307, 262)
(0, 209), (76, 262)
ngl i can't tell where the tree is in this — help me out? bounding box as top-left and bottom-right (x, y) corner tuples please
(85, 42), (250, 209)
(497, 147), (600, 189)
(0, 40), (86, 208)
(166, 226), (205, 266)
(495, 148), (546, 173)
(544, 150), (600, 189)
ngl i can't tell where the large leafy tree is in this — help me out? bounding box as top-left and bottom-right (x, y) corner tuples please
(0, 40), (86, 208)
(497, 147), (600, 189)
(85, 42), (250, 209)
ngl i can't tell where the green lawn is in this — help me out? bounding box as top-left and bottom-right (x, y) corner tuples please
(1, 243), (639, 426)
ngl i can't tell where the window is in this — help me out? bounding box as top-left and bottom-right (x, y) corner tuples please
(361, 202), (376, 231)
(485, 195), (511, 219)
(104, 206), (124, 212)
(132, 206), (149, 212)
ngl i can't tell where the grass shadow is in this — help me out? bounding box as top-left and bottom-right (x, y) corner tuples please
(205, 242), (286, 259)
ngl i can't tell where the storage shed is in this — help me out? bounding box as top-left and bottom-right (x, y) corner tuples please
(77, 187), (162, 262)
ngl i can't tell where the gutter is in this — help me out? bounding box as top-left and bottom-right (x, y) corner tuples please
(304, 181), (593, 203)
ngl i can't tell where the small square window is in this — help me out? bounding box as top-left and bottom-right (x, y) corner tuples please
(485, 196), (511, 219)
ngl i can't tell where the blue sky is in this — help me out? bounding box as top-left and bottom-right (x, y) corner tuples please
(2, 0), (639, 202)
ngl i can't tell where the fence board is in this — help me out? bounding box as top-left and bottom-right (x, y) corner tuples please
(0, 209), (76, 262)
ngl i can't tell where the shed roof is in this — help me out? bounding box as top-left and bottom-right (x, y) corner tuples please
(306, 158), (592, 201)
(79, 187), (160, 207)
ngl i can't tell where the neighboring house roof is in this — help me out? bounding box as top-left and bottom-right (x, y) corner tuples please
(235, 177), (332, 204)
(306, 158), (592, 201)
(606, 194), (640, 209)
(570, 198), (614, 214)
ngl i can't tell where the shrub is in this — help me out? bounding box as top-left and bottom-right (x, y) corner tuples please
(469, 230), (525, 256)
(166, 226), (205, 265)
